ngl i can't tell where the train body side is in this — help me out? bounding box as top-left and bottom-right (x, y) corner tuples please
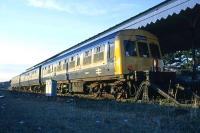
(11, 67), (41, 88)
(11, 75), (20, 88)
(40, 34), (117, 84)
(11, 29), (164, 92)
(10, 29), (197, 104)
(11, 29), (163, 87)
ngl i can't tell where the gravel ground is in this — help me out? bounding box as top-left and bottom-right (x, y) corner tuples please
(0, 89), (200, 133)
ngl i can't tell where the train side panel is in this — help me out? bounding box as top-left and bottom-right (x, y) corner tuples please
(28, 67), (40, 86)
(11, 75), (20, 88)
(68, 41), (115, 80)
(41, 60), (67, 84)
(20, 73), (29, 87)
(40, 38), (116, 84)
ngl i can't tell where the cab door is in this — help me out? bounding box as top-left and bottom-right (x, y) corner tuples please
(106, 41), (115, 75)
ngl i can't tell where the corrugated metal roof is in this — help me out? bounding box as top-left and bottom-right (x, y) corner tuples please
(27, 0), (200, 71)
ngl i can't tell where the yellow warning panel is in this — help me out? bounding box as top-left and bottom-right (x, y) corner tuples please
(114, 38), (123, 75)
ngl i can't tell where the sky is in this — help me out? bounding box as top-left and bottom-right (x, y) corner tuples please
(0, 0), (165, 82)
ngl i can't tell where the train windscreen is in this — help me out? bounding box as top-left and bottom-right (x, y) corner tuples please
(138, 42), (149, 58)
(124, 40), (137, 56)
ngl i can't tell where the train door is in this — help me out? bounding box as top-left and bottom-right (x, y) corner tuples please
(65, 60), (69, 80)
(107, 41), (115, 75)
(39, 66), (41, 85)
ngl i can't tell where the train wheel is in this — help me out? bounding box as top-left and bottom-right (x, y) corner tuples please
(93, 84), (104, 98)
(111, 81), (128, 99)
(113, 86), (129, 99)
(83, 83), (90, 94)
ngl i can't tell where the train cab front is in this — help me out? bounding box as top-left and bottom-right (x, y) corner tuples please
(118, 30), (164, 75)
(115, 29), (176, 89)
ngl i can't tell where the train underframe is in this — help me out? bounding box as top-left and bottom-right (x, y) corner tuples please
(76, 71), (200, 105)
(12, 71), (200, 105)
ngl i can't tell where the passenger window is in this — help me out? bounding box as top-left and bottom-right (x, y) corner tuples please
(150, 44), (161, 59)
(94, 45), (104, 54)
(93, 45), (104, 63)
(71, 56), (74, 62)
(138, 42), (149, 58)
(124, 40), (137, 56)
(96, 46), (101, 53)
(83, 49), (92, 65)
(84, 49), (92, 57)
(69, 56), (75, 69)
(63, 59), (68, 70)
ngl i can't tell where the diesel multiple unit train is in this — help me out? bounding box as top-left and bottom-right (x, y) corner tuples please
(11, 29), (197, 103)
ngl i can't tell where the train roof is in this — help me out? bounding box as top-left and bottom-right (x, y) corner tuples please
(20, 66), (40, 75)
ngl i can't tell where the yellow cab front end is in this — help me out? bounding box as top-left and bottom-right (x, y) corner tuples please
(114, 29), (163, 76)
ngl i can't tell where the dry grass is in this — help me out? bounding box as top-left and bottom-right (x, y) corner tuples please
(0, 90), (200, 133)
